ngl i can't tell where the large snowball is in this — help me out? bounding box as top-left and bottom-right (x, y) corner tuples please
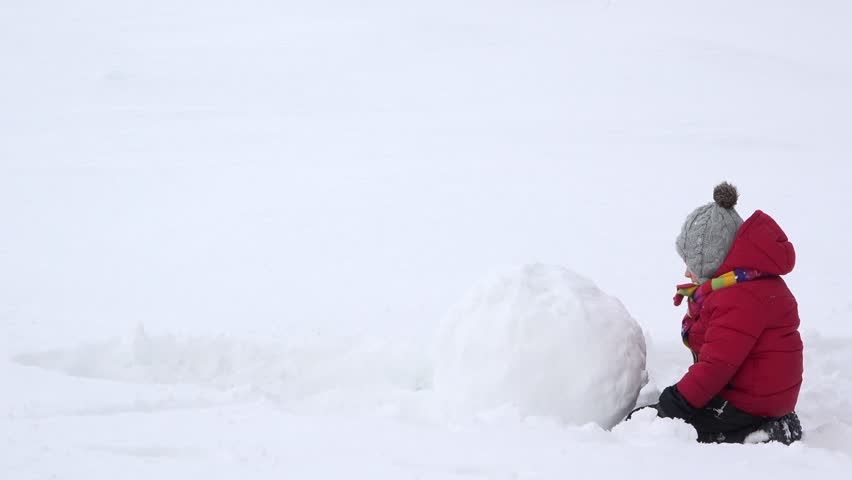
(433, 264), (647, 429)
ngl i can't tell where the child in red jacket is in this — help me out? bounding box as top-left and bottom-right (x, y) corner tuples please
(654, 182), (803, 444)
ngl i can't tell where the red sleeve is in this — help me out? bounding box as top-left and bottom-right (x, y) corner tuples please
(676, 295), (765, 408)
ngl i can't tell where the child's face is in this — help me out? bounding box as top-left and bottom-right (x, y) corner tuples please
(685, 267), (700, 284)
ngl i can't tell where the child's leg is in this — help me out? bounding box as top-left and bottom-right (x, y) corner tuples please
(688, 397), (767, 443)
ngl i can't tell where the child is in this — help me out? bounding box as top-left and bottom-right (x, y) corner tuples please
(655, 182), (803, 444)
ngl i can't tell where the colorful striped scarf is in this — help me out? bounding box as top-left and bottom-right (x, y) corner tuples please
(675, 269), (768, 350)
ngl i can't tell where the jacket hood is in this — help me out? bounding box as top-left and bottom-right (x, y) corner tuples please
(715, 210), (796, 276)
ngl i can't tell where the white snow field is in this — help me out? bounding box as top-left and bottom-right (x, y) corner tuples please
(2, 0), (852, 478)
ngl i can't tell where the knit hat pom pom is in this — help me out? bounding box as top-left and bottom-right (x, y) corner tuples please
(713, 182), (739, 209)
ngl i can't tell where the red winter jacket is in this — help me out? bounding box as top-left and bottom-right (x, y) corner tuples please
(676, 210), (803, 418)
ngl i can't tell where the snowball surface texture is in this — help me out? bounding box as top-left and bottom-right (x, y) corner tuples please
(434, 264), (647, 429)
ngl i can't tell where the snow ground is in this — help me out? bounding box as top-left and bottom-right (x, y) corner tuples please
(2, 0), (852, 478)
(2, 329), (851, 478)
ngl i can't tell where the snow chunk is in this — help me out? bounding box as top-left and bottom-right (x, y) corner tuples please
(433, 264), (647, 429)
(611, 407), (697, 444)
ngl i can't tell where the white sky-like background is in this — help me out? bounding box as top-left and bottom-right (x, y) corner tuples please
(2, 2), (851, 478)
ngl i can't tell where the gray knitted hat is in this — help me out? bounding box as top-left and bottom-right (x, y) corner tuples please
(676, 182), (744, 283)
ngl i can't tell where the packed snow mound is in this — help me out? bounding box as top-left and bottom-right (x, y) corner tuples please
(433, 264), (647, 429)
(13, 327), (434, 417)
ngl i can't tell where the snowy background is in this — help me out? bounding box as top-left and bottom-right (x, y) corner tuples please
(2, 0), (851, 478)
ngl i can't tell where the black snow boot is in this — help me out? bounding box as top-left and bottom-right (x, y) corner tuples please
(745, 412), (803, 445)
(690, 397), (803, 445)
